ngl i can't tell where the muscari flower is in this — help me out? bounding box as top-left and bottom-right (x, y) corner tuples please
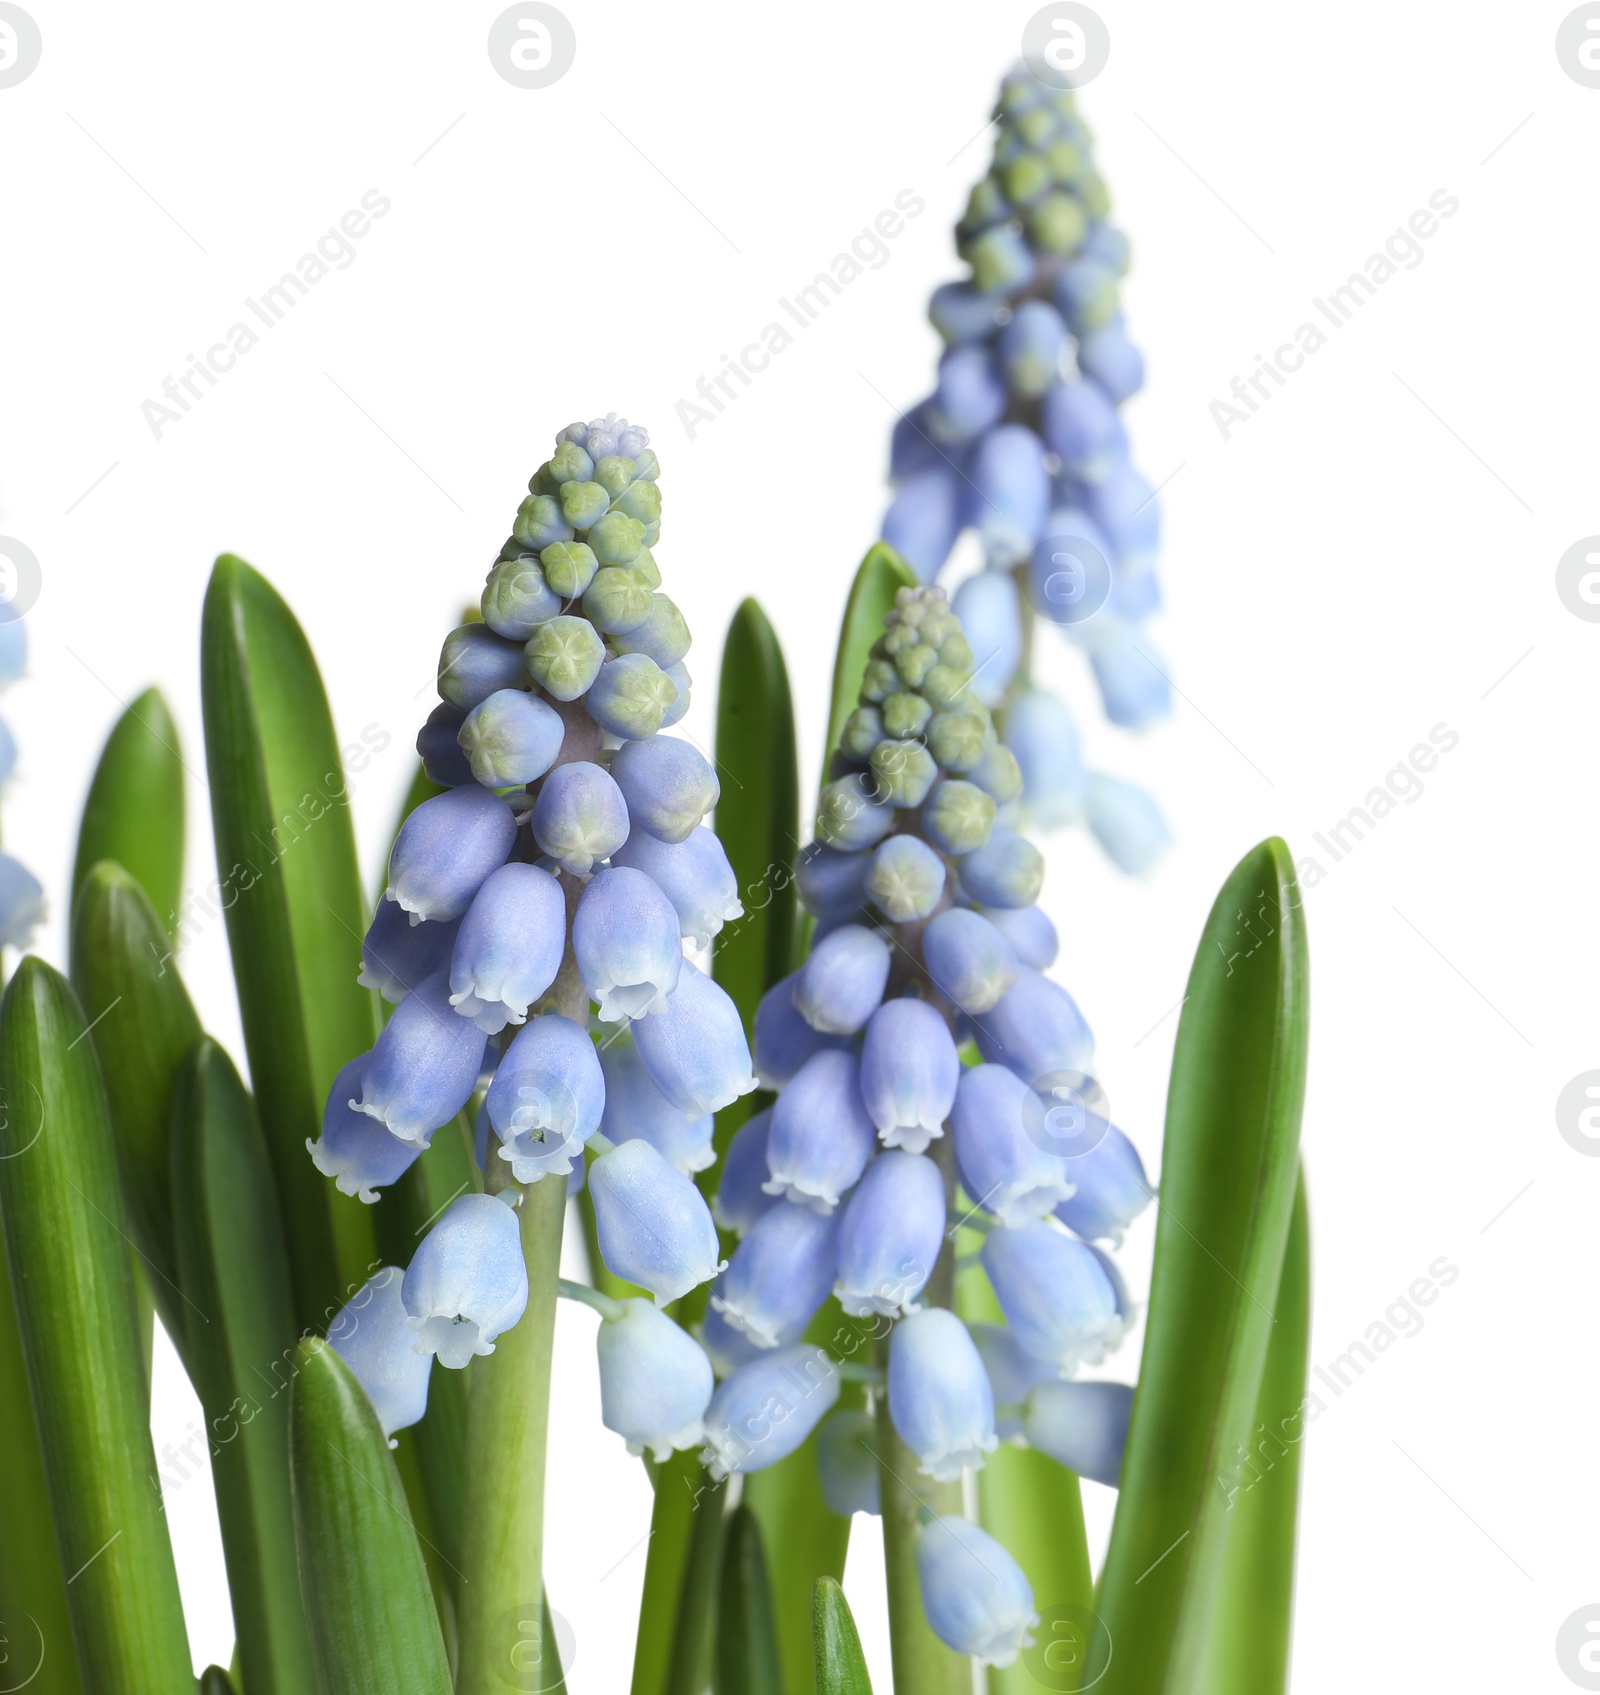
(762, 1048), (877, 1211)
(589, 1137), (724, 1307)
(833, 1149), (945, 1318)
(448, 862), (565, 1033)
(714, 1200), (838, 1348)
(916, 1515), (1037, 1667)
(888, 1307), (998, 1481)
(328, 1267), (432, 1441)
(816, 1408), (881, 1516)
(699, 1345), (840, 1480)
(403, 1192), (529, 1368)
(484, 1012), (604, 1182)
(1023, 1379), (1134, 1487)
(595, 1297), (715, 1461)
(308, 1056), (423, 1202)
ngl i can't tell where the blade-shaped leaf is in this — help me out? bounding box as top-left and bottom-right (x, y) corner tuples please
(171, 1037), (317, 1695)
(1090, 838), (1309, 1695)
(71, 686), (185, 941)
(717, 1506), (784, 1695)
(821, 543), (917, 795)
(200, 1668), (239, 1695)
(811, 1578), (873, 1695)
(1191, 1168), (1310, 1694)
(201, 554), (379, 1331)
(0, 958), (192, 1690)
(289, 1337), (453, 1695)
(69, 862), (202, 1357)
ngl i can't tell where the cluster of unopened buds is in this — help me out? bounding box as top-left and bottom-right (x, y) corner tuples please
(308, 418), (1152, 1669)
(882, 67), (1171, 876)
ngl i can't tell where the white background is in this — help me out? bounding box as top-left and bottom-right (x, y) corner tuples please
(2, 2), (1596, 1690)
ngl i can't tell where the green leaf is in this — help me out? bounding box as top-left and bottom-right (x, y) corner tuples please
(821, 543), (917, 796)
(1192, 1168), (1310, 1695)
(200, 1668), (240, 1695)
(71, 686), (186, 941)
(201, 554), (379, 1331)
(289, 1337), (453, 1695)
(811, 1578), (873, 1695)
(628, 1450), (725, 1695)
(171, 1037), (317, 1695)
(69, 862), (203, 1357)
(717, 1506), (784, 1695)
(1090, 839), (1309, 1695)
(0, 958), (193, 1690)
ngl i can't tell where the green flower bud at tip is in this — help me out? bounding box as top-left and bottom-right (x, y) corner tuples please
(881, 691), (932, 740)
(583, 567), (655, 635)
(841, 706), (885, 760)
(616, 478), (662, 526)
(971, 739), (1023, 805)
(513, 492), (573, 551)
(588, 509), (646, 567)
(524, 614), (606, 701)
(549, 439), (595, 484)
(592, 454), (639, 497)
(587, 652), (677, 741)
(894, 643), (939, 688)
(859, 658), (901, 704)
(481, 554), (561, 639)
(927, 708), (989, 774)
(921, 662), (971, 710)
(539, 540), (599, 598)
(922, 778), (996, 856)
(869, 738), (939, 808)
(560, 479), (610, 529)
(938, 632), (975, 672)
(630, 547), (661, 588)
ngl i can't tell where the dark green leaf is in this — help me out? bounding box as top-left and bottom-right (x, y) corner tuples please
(0, 958), (192, 1690)
(201, 554), (379, 1331)
(171, 1037), (317, 1695)
(71, 686), (185, 941)
(811, 1578), (872, 1695)
(1192, 1169), (1310, 1695)
(717, 1506), (783, 1695)
(1091, 839), (1309, 1695)
(821, 543), (917, 797)
(631, 1449), (722, 1695)
(289, 1337), (452, 1695)
(69, 862), (202, 1357)
(200, 1668), (240, 1695)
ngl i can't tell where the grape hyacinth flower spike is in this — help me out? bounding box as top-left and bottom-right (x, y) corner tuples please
(881, 67), (1172, 868)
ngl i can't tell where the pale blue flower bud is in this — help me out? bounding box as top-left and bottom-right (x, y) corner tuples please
(964, 222), (1035, 293)
(882, 469), (961, 584)
(438, 624), (529, 709)
(481, 553), (563, 638)
(976, 967), (1094, 1082)
(981, 1221), (1125, 1373)
(632, 958), (758, 1117)
(969, 1321), (1057, 1441)
(753, 973), (849, 1087)
(930, 281), (1000, 343)
(1053, 258), (1119, 336)
(1041, 377), (1121, 480)
(531, 760), (629, 876)
(866, 835), (945, 924)
(309, 1057), (423, 1203)
(403, 1192), (528, 1368)
(834, 1150), (945, 1318)
(712, 1107), (779, 1236)
(539, 540), (599, 599)
(952, 1064), (1073, 1226)
(660, 661), (692, 727)
(868, 737), (939, 808)
(598, 1025), (714, 1177)
(448, 863), (565, 1033)
(1004, 690), (1086, 828)
(457, 688), (564, 787)
(700, 1346), (841, 1480)
(999, 300), (1067, 396)
(1054, 1121), (1151, 1246)
(983, 904), (1058, 969)
(816, 1409), (881, 1515)
(611, 735), (719, 844)
(485, 1013), (604, 1182)
(1077, 320), (1145, 403)
(816, 774), (895, 850)
(1023, 1380), (1133, 1487)
(613, 825), (742, 947)
(525, 615), (606, 701)
(1028, 509), (1114, 630)
(792, 923), (890, 1036)
(714, 1201), (838, 1348)
(922, 778), (996, 855)
(358, 899), (461, 1004)
(889, 402), (946, 481)
(1084, 461), (1160, 570)
(1089, 622), (1172, 729)
(699, 1296), (769, 1377)
(573, 866), (682, 1022)
(929, 345), (1007, 443)
(0, 620), (25, 690)
(970, 425), (1048, 568)
(597, 1298), (714, 1461)
(950, 571), (1022, 707)
(763, 1049), (877, 1212)
(589, 1137), (726, 1305)
(587, 652), (679, 741)
(1084, 773), (1170, 873)
(922, 908), (1018, 1015)
(610, 594), (692, 669)
(959, 829), (1044, 909)
(387, 786), (517, 923)
(513, 492), (574, 551)
(328, 1268), (431, 1439)
(916, 1516), (1037, 1667)
(859, 999), (959, 1154)
(796, 844), (871, 920)
(889, 1308), (997, 1480)
(351, 971), (487, 1144)
(417, 703), (474, 786)
(1081, 220), (1131, 274)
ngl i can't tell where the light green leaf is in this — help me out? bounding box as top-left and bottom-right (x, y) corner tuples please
(717, 1506), (784, 1695)
(201, 554), (378, 1331)
(289, 1336), (452, 1694)
(0, 958), (192, 1691)
(71, 686), (185, 941)
(171, 1037), (317, 1695)
(1090, 839), (1309, 1695)
(821, 543), (917, 797)
(811, 1578), (873, 1695)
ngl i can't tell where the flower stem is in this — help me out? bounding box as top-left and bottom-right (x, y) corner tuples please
(557, 1276), (626, 1322)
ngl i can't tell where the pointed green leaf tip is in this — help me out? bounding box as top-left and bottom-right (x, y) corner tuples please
(1090, 838), (1309, 1695)
(71, 684), (185, 940)
(289, 1337), (452, 1695)
(823, 544), (918, 794)
(812, 1578), (873, 1695)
